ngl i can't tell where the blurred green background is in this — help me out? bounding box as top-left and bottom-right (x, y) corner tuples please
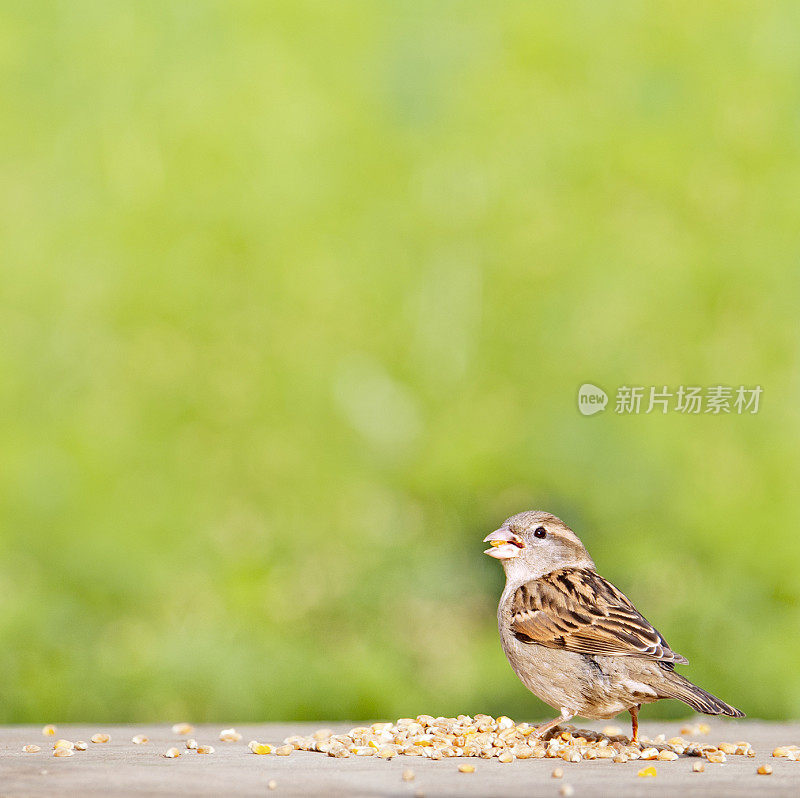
(1, 1), (798, 724)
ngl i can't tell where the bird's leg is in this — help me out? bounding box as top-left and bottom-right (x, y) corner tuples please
(533, 707), (575, 739)
(629, 704), (641, 744)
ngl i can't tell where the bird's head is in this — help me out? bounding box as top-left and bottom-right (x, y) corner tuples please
(483, 510), (594, 580)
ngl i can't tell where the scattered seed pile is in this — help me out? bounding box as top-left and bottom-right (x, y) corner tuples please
(23, 716), (800, 778)
(283, 715), (760, 765)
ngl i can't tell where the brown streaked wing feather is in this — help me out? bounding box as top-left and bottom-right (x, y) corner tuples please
(510, 568), (688, 665)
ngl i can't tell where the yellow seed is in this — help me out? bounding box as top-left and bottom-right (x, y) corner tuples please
(773, 747), (790, 757)
(692, 761), (705, 772)
(667, 737), (685, 746)
(250, 743), (273, 755)
(458, 764), (475, 773)
(757, 764), (773, 775)
(637, 766), (657, 777)
(312, 728), (333, 741)
(74, 741), (87, 751)
(186, 739), (198, 750)
(552, 767), (564, 778)
(705, 750), (726, 764)
(559, 786), (575, 798)
(23, 744), (41, 753)
(53, 740), (74, 750)
(376, 746), (396, 759)
(640, 747), (659, 760)
(697, 723), (711, 735)
(658, 750), (678, 761)
(275, 744), (293, 756)
(164, 747), (181, 758)
(219, 728), (242, 742)
(42, 725), (57, 737)
(498, 751), (514, 763)
(603, 726), (622, 736)
(91, 733), (110, 744)
(132, 734), (149, 745)
(719, 742), (736, 754)
(612, 754), (628, 764)
(402, 769), (415, 781)
(197, 745), (214, 754)
(267, 781), (277, 790)
(53, 747), (74, 757)
(172, 723), (194, 735)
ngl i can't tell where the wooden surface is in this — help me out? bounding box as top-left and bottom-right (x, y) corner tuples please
(1, 720), (799, 796)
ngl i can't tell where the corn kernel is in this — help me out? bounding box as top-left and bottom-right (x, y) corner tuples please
(53, 747), (74, 757)
(164, 747), (181, 758)
(53, 740), (74, 750)
(667, 737), (685, 746)
(219, 728), (242, 742)
(402, 769), (415, 781)
(692, 761), (705, 772)
(132, 734), (149, 745)
(42, 725), (57, 737)
(275, 744), (293, 756)
(91, 733), (110, 744)
(197, 745), (214, 754)
(172, 723), (194, 735)
(74, 741), (87, 751)
(458, 764), (475, 773)
(23, 744), (41, 753)
(757, 764), (773, 775)
(658, 750), (678, 761)
(249, 742), (272, 755)
(267, 781), (277, 790)
(637, 766), (657, 777)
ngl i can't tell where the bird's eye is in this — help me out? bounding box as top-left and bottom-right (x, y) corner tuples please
(533, 526), (547, 539)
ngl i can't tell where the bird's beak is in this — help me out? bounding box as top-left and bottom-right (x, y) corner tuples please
(483, 528), (524, 559)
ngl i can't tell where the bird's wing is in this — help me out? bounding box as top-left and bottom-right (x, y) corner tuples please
(509, 567), (688, 664)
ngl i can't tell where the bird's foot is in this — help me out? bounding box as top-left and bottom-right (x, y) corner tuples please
(532, 709), (575, 739)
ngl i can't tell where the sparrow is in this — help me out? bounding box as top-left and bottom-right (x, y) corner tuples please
(484, 510), (743, 741)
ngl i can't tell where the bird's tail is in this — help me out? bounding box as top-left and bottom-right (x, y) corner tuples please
(658, 668), (744, 718)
